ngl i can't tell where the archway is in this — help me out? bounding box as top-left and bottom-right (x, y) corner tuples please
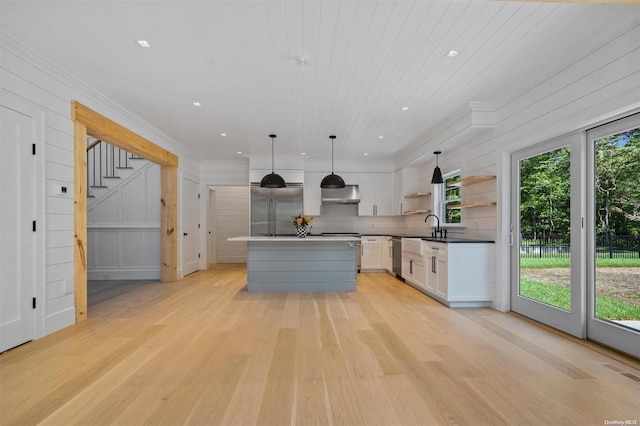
(71, 101), (178, 322)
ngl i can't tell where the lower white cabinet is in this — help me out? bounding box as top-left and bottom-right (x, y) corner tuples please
(361, 236), (385, 271)
(401, 238), (427, 288)
(423, 241), (494, 308)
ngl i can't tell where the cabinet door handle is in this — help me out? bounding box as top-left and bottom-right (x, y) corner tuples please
(432, 256), (436, 273)
(410, 259), (413, 274)
(184, 233), (188, 236)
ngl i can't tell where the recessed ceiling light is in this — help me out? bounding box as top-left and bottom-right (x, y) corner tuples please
(193, 102), (201, 107)
(401, 106), (410, 111)
(301, 152), (306, 156)
(377, 135), (384, 139)
(237, 151), (242, 155)
(364, 153), (369, 156)
(446, 50), (459, 57)
(136, 40), (151, 48)
(220, 133), (227, 136)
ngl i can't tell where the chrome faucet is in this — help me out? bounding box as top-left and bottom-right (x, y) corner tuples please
(425, 214), (445, 238)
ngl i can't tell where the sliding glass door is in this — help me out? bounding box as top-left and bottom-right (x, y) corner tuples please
(512, 113), (639, 357)
(586, 114), (640, 358)
(511, 134), (586, 338)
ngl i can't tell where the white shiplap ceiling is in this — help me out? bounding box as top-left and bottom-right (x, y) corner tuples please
(1, 1), (639, 164)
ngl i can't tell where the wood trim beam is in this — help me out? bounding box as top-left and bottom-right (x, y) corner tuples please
(161, 165), (178, 281)
(73, 121), (88, 322)
(71, 101), (178, 167)
(71, 101), (179, 322)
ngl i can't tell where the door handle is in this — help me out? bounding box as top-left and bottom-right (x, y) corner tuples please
(184, 233), (188, 236)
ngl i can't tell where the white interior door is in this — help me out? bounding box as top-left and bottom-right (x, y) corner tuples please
(182, 178), (199, 276)
(207, 188), (216, 265)
(1, 106), (35, 352)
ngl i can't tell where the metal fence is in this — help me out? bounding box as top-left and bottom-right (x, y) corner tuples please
(520, 234), (640, 258)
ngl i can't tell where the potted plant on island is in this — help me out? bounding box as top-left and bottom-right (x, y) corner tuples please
(291, 215), (312, 238)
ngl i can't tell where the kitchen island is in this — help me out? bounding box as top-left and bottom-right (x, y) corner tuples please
(228, 236), (360, 292)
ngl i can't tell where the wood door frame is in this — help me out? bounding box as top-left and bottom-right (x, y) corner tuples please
(71, 101), (178, 322)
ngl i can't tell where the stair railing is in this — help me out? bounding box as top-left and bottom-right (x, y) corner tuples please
(86, 139), (143, 198)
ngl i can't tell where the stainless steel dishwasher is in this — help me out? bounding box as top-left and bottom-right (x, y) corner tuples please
(391, 237), (403, 279)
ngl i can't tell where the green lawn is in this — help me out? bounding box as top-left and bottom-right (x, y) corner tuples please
(520, 257), (640, 269)
(520, 277), (640, 320)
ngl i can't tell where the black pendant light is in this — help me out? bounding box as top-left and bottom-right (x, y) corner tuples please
(260, 134), (286, 188)
(431, 150), (444, 184)
(321, 135), (346, 189)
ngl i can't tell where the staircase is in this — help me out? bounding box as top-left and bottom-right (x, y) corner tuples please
(86, 138), (146, 201)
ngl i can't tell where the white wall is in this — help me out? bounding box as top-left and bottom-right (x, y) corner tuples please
(1, 35), (199, 337)
(87, 162), (161, 280)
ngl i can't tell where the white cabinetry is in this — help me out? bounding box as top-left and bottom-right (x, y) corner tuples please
(361, 236), (385, 271)
(423, 241), (494, 307)
(303, 172), (322, 216)
(358, 173), (394, 216)
(401, 238), (427, 289)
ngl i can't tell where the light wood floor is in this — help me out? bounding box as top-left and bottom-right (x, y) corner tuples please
(1, 264), (638, 426)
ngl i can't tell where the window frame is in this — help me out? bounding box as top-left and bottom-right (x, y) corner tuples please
(434, 169), (462, 225)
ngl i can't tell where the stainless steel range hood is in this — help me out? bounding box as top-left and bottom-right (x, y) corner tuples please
(321, 185), (360, 204)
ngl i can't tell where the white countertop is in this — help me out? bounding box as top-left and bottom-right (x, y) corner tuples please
(228, 236), (360, 242)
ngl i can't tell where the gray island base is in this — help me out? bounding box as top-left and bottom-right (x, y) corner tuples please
(228, 236), (359, 292)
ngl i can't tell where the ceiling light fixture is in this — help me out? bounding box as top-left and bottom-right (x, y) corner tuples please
(431, 151), (444, 184)
(446, 50), (459, 57)
(260, 134), (286, 188)
(237, 151), (242, 155)
(136, 40), (151, 48)
(320, 135), (345, 189)
(377, 135), (384, 139)
(220, 133), (227, 136)
(364, 153), (369, 156)
(401, 106), (410, 111)
(193, 102), (201, 106)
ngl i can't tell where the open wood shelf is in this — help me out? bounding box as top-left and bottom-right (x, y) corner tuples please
(403, 209), (431, 215)
(447, 202), (496, 210)
(404, 192), (431, 198)
(447, 175), (496, 187)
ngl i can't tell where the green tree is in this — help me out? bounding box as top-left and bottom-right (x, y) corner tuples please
(519, 147), (571, 239)
(595, 129), (640, 236)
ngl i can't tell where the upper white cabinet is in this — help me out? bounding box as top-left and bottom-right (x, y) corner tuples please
(303, 172), (322, 216)
(358, 173), (394, 216)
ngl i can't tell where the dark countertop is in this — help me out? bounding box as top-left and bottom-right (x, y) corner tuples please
(420, 237), (494, 244)
(360, 233), (494, 244)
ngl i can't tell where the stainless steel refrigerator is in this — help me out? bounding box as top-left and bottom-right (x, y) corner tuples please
(251, 184), (304, 236)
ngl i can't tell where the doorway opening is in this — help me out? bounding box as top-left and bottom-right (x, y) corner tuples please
(72, 101), (178, 323)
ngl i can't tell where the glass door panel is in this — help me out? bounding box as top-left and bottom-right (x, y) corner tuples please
(511, 134), (585, 338)
(587, 114), (640, 358)
(518, 147), (572, 310)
